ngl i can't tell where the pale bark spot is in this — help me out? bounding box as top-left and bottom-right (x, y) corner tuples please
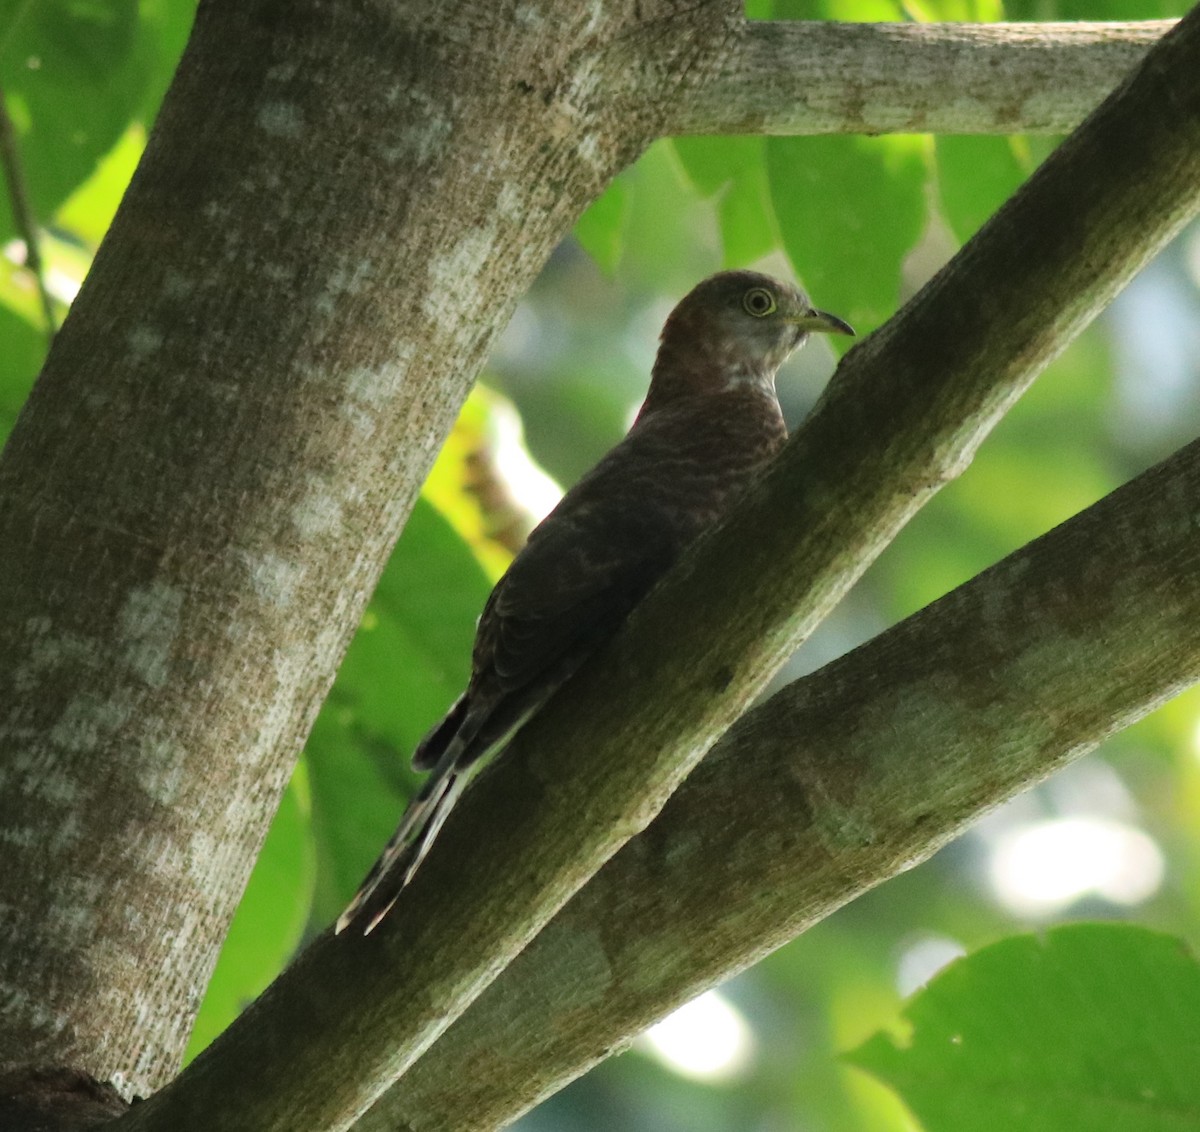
(50, 690), (134, 755)
(120, 581), (184, 688)
(291, 477), (345, 538)
(345, 352), (413, 408)
(240, 548), (305, 608)
(126, 325), (164, 359)
(256, 100), (305, 138)
(162, 268), (195, 299)
(137, 735), (185, 806)
(423, 229), (497, 319)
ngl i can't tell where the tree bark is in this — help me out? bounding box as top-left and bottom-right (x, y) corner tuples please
(668, 20), (1173, 135)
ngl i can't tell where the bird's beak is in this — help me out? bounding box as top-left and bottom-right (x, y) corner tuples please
(794, 308), (856, 337)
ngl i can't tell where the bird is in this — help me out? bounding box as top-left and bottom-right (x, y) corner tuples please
(336, 270), (853, 934)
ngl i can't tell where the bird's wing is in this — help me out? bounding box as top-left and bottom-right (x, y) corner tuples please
(416, 396), (781, 772)
(479, 489), (678, 693)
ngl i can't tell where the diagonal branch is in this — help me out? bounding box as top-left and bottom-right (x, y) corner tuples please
(659, 19), (1175, 135)
(117, 8), (1200, 1131)
(362, 421), (1200, 1132)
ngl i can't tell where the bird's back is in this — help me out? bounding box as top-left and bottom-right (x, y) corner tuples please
(414, 386), (787, 773)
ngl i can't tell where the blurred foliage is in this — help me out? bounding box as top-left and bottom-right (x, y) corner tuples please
(850, 925), (1200, 1130)
(2, 0), (1199, 1128)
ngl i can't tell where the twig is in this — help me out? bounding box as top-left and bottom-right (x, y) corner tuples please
(0, 81), (57, 342)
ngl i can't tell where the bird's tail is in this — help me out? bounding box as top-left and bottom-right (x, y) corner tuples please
(335, 744), (468, 935)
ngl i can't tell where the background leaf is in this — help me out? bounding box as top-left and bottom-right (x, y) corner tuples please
(848, 925), (1200, 1132)
(305, 497), (492, 921)
(767, 132), (930, 338)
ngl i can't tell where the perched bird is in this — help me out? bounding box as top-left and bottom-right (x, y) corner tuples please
(337, 270), (853, 934)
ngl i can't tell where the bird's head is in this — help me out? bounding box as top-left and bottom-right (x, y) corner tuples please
(646, 271), (854, 410)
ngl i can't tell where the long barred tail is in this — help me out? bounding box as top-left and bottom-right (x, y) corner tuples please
(335, 745), (467, 935)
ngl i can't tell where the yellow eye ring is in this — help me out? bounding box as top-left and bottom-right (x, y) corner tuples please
(742, 287), (776, 318)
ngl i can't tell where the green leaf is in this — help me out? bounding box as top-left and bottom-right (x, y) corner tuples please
(52, 122), (144, 246)
(849, 924), (1200, 1132)
(305, 709), (415, 923)
(766, 133), (929, 338)
(135, 0), (198, 122)
(770, 0), (904, 20)
(0, 0), (144, 241)
(937, 136), (1034, 244)
(1004, 0), (1188, 18)
(185, 774), (315, 1061)
(328, 496), (491, 759)
(673, 135), (763, 198)
(305, 496), (492, 918)
(673, 136), (778, 267)
(575, 179), (630, 275)
(765, 0), (929, 328)
(0, 266), (46, 443)
(609, 139), (719, 289)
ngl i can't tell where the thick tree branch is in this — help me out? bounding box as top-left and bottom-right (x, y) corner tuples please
(658, 20), (1174, 135)
(365, 428), (1200, 1132)
(0, 0), (693, 1100)
(116, 9), (1200, 1132)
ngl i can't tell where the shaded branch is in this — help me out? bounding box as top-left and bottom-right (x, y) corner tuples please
(117, 8), (1200, 1132)
(364, 422), (1200, 1132)
(658, 20), (1174, 135)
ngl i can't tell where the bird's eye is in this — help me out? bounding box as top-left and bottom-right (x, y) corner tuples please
(742, 287), (776, 318)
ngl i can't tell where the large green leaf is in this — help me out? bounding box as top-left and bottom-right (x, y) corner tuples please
(135, 0), (197, 122)
(327, 496), (490, 758)
(0, 275), (45, 447)
(1005, 0), (1188, 18)
(607, 139), (719, 290)
(936, 136), (1034, 244)
(305, 496), (492, 920)
(0, 0), (194, 245)
(672, 136), (779, 267)
(1, 0), (140, 241)
(849, 924), (1200, 1132)
(767, 132), (929, 338)
(761, 0), (932, 336)
(575, 178), (630, 275)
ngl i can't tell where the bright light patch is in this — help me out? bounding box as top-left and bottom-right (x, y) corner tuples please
(896, 935), (966, 998)
(988, 816), (1164, 917)
(1185, 223), (1200, 291)
(489, 397), (563, 523)
(639, 990), (756, 1083)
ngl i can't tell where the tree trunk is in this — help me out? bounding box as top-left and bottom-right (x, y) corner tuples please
(0, 0), (686, 1096)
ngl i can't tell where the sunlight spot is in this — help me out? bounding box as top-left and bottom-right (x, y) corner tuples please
(489, 396), (562, 523)
(895, 934), (966, 997)
(987, 816), (1164, 916)
(639, 990), (756, 1083)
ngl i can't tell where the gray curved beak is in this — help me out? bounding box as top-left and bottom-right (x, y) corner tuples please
(800, 308), (856, 337)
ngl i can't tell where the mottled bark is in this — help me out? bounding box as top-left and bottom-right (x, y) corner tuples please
(669, 19), (1173, 135)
